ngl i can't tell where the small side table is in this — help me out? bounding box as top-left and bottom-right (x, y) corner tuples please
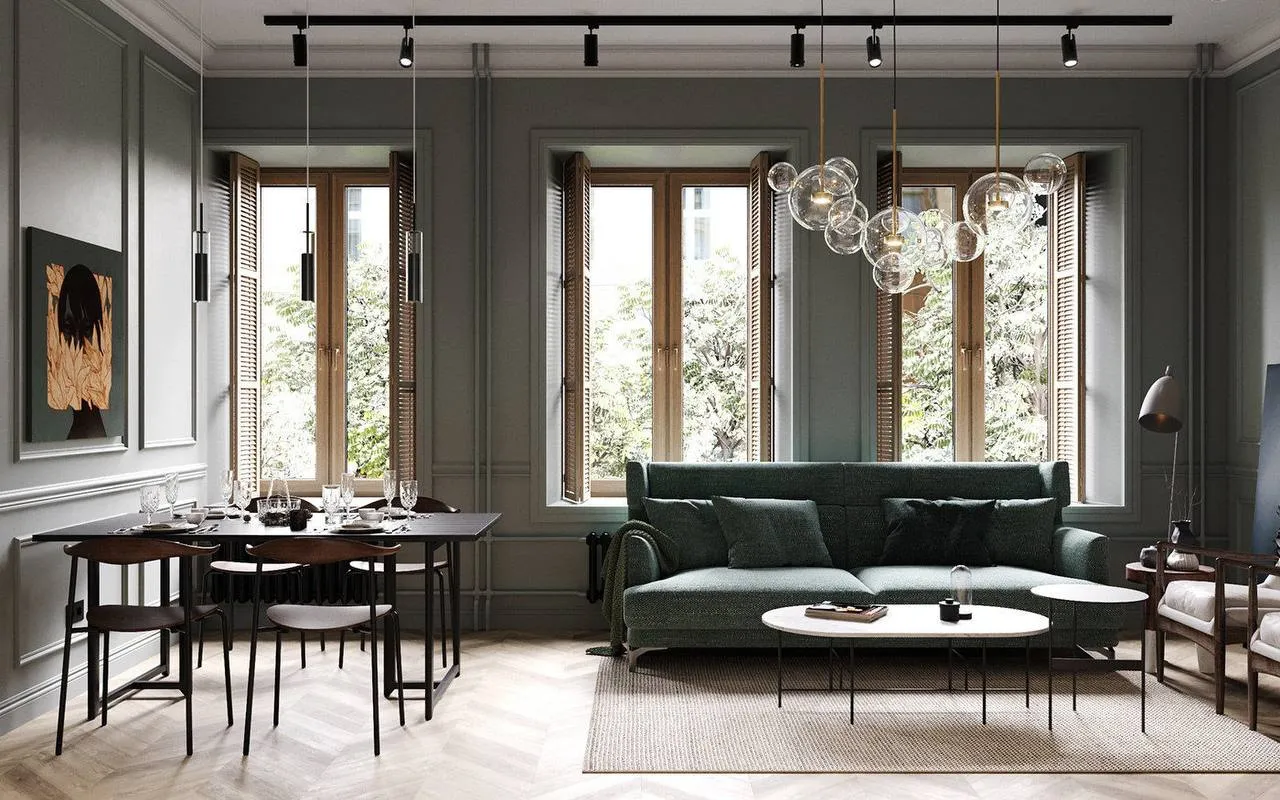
(1124, 561), (1215, 673)
(1032, 583), (1148, 732)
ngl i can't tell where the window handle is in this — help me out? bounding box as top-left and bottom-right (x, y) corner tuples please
(960, 345), (971, 371)
(332, 345), (342, 372)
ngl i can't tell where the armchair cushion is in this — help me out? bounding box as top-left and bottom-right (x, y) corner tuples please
(1158, 581), (1280, 633)
(1256, 612), (1280, 650)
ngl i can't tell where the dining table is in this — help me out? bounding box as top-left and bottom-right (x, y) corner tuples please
(32, 508), (500, 722)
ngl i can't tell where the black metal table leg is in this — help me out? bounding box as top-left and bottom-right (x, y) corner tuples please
(424, 542), (434, 719)
(826, 638), (832, 691)
(1048, 597), (1054, 731)
(947, 638), (953, 692)
(87, 560), (100, 720)
(449, 540), (462, 673)
(981, 643), (987, 725)
(382, 550), (398, 699)
(849, 643), (856, 725)
(1025, 636), (1031, 708)
(160, 556), (172, 677)
(1141, 626), (1147, 732)
(1072, 602), (1078, 711)
(776, 631), (783, 708)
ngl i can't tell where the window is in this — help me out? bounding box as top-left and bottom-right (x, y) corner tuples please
(559, 153), (774, 501)
(876, 155), (1085, 500)
(229, 153), (417, 495)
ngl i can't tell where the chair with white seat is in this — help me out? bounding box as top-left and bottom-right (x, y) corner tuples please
(1154, 542), (1280, 714)
(1247, 563), (1280, 729)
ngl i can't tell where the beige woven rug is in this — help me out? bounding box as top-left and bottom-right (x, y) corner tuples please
(585, 650), (1280, 773)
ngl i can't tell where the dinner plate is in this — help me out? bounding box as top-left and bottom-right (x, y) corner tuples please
(139, 521), (198, 532)
(331, 520), (395, 533)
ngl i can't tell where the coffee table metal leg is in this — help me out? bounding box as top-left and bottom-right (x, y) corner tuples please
(1141, 628), (1147, 733)
(1025, 636), (1031, 708)
(849, 643), (855, 725)
(1048, 597), (1054, 731)
(947, 638), (953, 692)
(827, 638), (833, 691)
(981, 643), (988, 725)
(776, 631), (782, 709)
(1072, 603), (1078, 711)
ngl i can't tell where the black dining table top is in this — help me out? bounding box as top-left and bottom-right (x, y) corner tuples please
(30, 509), (501, 542)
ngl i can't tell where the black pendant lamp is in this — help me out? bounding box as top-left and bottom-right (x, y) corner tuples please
(192, 0), (209, 302)
(300, 1), (315, 303)
(405, 0), (425, 304)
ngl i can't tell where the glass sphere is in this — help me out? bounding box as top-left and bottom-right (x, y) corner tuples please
(863, 207), (925, 264)
(917, 207), (952, 233)
(824, 218), (865, 255)
(829, 197), (869, 235)
(767, 162), (798, 193)
(824, 156), (860, 191)
(962, 171), (1035, 241)
(944, 220), (986, 262)
(787, 164), (856, 230)
(1023, 153), (1068, 195)
(872, 253), (916, 294)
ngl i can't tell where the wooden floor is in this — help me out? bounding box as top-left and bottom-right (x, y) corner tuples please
(2, 632), (1280, 799)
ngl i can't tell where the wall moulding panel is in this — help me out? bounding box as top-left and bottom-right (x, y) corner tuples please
(0, 462), (206, 514)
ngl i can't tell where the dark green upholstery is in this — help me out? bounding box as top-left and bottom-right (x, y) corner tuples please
(642, 498), (727, 569)
(621, 460), (1121, 651)
(712, 497), (832, 568)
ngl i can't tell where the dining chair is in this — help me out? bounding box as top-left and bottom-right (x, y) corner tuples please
(1248, 562), (1280, 729)
(1154, 541), (1280, 714)
(55, 538), (232, 757)
(243, 537), (406, 756)
(338, 495), (460, 668)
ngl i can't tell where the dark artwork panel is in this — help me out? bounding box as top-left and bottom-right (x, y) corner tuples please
(1252, 363), (1280, 555)
(26, 227), (127, 443)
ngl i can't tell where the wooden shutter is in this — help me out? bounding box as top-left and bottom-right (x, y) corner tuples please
(874, 152), (902, 462)
(747, 152), (774, 461)
(229, 153), (262, 488)
(562, 153), (591, 503)
(1048, 153), (1085, 501)
(389, 151), (417, 481)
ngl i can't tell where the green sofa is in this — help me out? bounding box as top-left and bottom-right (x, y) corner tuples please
(621, 460), (1120, 662)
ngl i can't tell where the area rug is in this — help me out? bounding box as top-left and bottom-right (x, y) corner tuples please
(584, 650), (1280, 773)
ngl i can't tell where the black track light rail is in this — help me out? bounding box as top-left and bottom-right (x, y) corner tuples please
(266, 14), (1172, 30)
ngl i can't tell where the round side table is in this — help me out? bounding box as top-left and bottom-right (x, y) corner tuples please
(1124, 561), (1215, 673)
(1032, 583), (1148, 732)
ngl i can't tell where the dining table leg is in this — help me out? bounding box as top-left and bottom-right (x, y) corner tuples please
(86, 561), (100, 720)
(449, 540), (461, 675)
(159, 557), (172, 677)
(424, 541), (436, 719)
(383, 549), (398, 700)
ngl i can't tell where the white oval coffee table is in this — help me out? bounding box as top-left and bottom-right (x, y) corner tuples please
(1030, 583), (1148, 732)
(762, 604), (1049, 725)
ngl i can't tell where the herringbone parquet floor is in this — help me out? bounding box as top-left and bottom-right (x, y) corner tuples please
(2, 632), (1280, 799)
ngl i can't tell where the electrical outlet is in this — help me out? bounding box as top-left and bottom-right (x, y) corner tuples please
(70, 599), (84, 623)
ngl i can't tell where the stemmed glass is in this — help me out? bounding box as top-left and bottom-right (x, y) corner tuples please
(340, 472), (356, 516)
(219, 469), (236, 509)
(164, 473), (180, 517)
(399, 480), (418, 518)
(139, 485), (163, 525)
(382, 468), (397, 512)
(235, 478), (254, 516)
(321, 484), (342, 526)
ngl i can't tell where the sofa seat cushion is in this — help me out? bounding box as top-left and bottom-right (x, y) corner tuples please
(853, 565), (1117, 630)
(1157, 581), (1280, 634)
(623, 567), (874, 631)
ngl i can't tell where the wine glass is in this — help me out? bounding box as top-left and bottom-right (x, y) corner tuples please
(235, 478), (254, 516)
(322, 484), (342, 526)
(382, 468), (397, 512)
(164, 473), (180, 517)
(139, 485), (163, 525)
(340, 472), (356, 516)
(399, 480), (418, 517)
(219, 469), (236, 509)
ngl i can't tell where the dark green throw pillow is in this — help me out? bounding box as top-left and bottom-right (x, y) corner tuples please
(880, 498), (996, 567)
(711, 496), (833, 569)
(642, 498), (728, 570)
(984, 498), (1057, 571)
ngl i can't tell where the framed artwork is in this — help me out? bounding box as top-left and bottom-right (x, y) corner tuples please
(26, 227), (127, 443)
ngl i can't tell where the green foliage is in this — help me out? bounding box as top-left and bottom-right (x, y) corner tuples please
(590, 277), (653, 480)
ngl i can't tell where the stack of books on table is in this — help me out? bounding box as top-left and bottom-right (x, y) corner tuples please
(804, 602), (888, 623)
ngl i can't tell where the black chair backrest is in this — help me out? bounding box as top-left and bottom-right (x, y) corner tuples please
(247, 537), (400, 567)
(64, 539), (217, 565)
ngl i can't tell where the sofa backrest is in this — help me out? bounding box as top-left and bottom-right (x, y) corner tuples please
(626, 461), (1070, 570)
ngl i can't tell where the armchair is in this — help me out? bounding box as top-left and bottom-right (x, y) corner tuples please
(1154, 542), (1280, 714)
(1247, 563), (1280, 730)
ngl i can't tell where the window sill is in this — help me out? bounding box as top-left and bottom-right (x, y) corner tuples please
(536, 497), (630, 526)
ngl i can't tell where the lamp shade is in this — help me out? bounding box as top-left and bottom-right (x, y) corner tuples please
(1138, 366), (1182, 433)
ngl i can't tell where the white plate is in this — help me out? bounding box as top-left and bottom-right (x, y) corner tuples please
(139, 521), (198, 532)
(331, 520), (395, 533)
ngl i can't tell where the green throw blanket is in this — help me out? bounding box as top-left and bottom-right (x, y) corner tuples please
(586, 520), (680, 657)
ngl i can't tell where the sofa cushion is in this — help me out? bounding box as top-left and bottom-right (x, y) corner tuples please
(880, 498), (995, 567)
(623, 567), (874, 631)
(642, 498), (727, 570)
(984, 498), (1057, 572)
(712, 497), (832, 569)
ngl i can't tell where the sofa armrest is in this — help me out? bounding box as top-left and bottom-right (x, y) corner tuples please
(1054, 526), (1109, 583)
(625, 533), (661, 587)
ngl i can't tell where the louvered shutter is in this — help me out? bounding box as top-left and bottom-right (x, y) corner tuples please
(1048, 153), (1085, 501)
(747, 152), (774, 461)
(874, 152), (902, 462)
(229, 153), (262, 488)
(389, 151), (417, 481)
(562, 153), (591, 503)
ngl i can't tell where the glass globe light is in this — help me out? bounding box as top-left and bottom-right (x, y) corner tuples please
(950, 564), (974, 619)
(962, 171), (1035, 242)
(917, 207), (952, 233)
(829, 196), (869, 235)
(872, 253), (916, 294)
(787, 164), (856, 230)
(863, 207), (924, 264)
(824, 218), (866, 255)
(824, 156), (860, 190)
(944, 220), (986, 262)
(1023, 152), (1068, 195)
(903, 226), (950, 280)
(767, 161), (799, 193)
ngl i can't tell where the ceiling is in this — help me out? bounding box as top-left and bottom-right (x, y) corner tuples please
(102, 0), (1280, 77)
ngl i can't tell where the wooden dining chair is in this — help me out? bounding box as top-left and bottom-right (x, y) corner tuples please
(1247, 563), (1280, 729)
(243, 538), (406, 756)
(55, 538), (232, 757)
(339, 495), (460, 668)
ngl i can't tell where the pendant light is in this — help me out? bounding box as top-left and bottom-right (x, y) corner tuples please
(191, 0), (209, 303)
(767, 0), (863, 234)
(300, 0), (315, 303)
(405, 0), (425, 304)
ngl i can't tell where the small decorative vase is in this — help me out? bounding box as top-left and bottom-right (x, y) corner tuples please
(1167, 550), (1200, 571)
(1139, 545), (1159, 569)
(1169, 520), (1198, 548)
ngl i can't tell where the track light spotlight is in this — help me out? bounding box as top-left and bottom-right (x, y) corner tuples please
(292, 26), (307, 67)
(866, 25), (882, 68)
(399, 27), (414, 68)
(1061, 26), (1078, 68)
(790, 26), (805, 68)
(584, 24), (599, 67)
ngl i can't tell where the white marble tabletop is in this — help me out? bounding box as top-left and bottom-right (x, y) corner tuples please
(761, 604), (1050, 639)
